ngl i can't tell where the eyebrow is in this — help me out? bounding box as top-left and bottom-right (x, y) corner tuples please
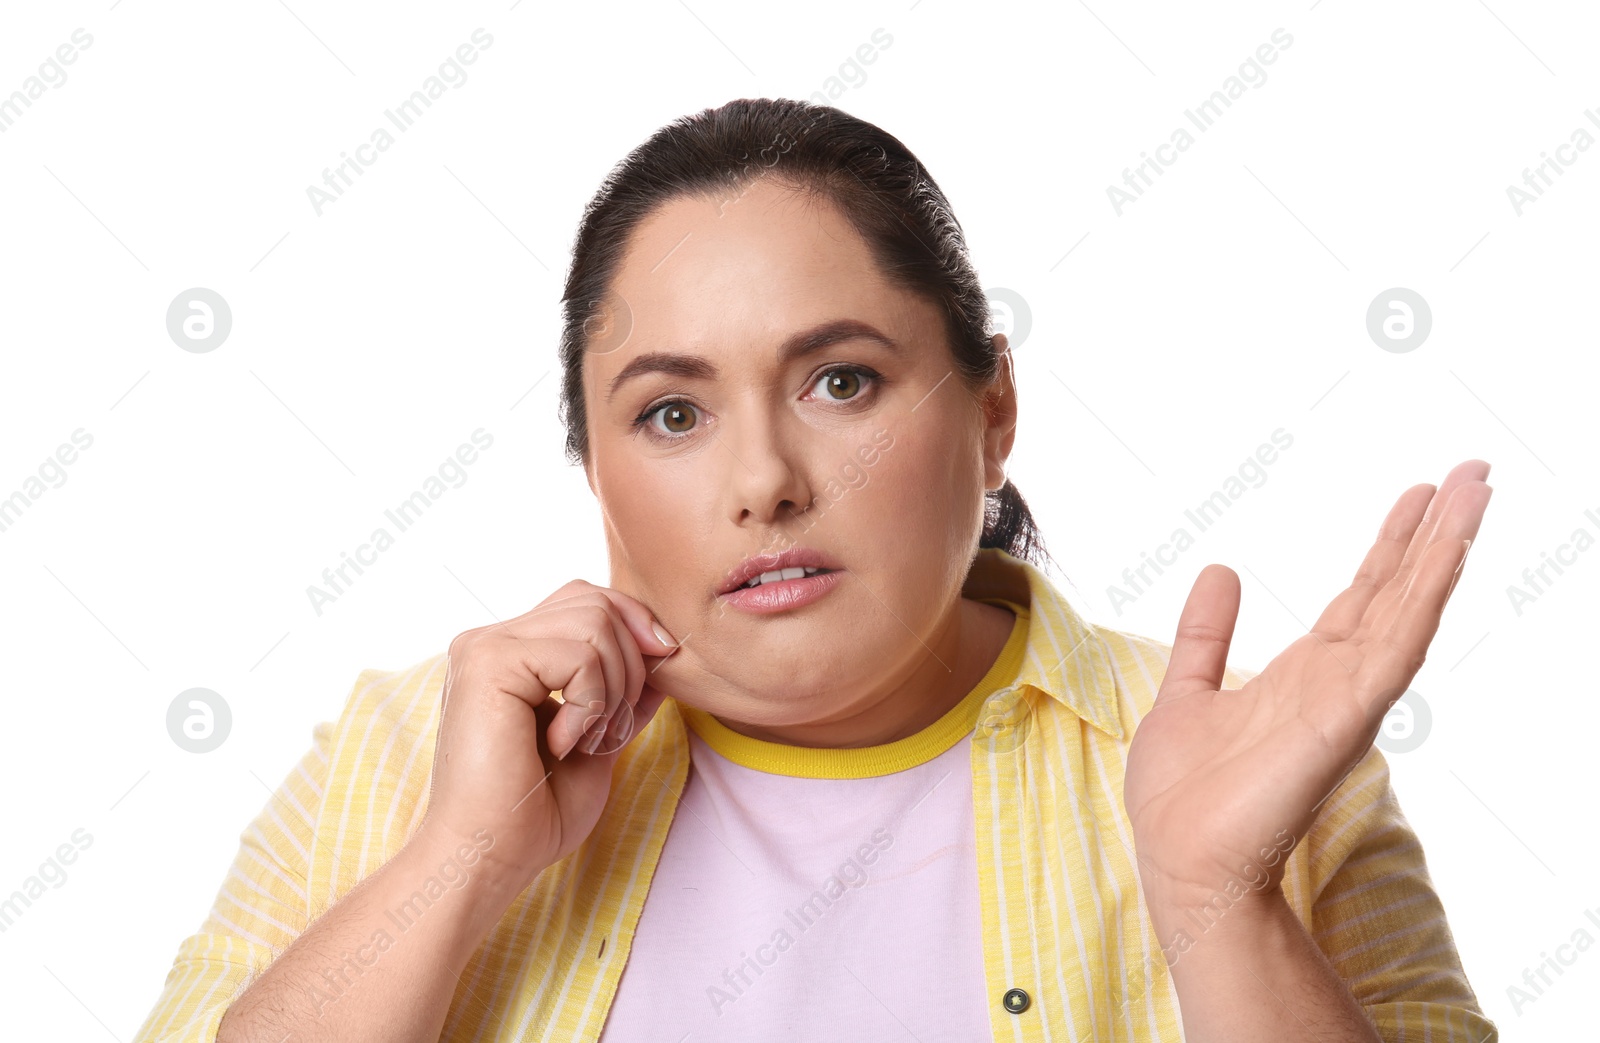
(603, 318), (901, 404)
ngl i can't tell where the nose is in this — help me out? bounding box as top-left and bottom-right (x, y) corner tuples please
(720, 407), (813, 529)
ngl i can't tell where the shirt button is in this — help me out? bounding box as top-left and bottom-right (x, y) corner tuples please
(1003, 987), (1031, 1014)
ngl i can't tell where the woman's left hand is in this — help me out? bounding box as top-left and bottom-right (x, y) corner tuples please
(1123, 459), (1493, 911)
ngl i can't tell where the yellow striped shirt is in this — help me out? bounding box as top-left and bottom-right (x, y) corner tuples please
(133, 547), (1498, 1041)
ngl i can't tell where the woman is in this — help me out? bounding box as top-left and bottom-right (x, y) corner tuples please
(136, 98), (1497, 1042)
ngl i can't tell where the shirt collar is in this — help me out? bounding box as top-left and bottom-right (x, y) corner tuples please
(962, 546), (1126, 742)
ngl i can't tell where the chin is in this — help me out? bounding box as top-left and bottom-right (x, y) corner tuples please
(692, 658), (834, 708)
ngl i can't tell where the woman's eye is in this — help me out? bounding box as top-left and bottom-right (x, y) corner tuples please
(645, 402), (698, 436)
(813, 368), (868, 401)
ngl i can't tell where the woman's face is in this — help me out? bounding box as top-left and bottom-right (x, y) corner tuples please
(581, 177), (1015, 729)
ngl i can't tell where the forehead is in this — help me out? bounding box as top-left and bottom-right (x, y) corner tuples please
(597, 179), (922, 361)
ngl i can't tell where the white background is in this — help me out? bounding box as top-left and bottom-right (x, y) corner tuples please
(1, 0), (1595, 1037)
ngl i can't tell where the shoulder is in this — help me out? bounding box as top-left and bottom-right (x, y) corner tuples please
(319, 650), (451, 826)
(320, 646), (451, 793)
(330, 650), (450, 746)
(301, 651), (451, 907)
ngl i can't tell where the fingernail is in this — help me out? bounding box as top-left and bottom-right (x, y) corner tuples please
(652, 620), (678, 647)
(581, 720), (608, 754)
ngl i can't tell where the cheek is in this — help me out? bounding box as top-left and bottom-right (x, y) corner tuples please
(862, 423), (979, 519)
(595, 455), (705, 574)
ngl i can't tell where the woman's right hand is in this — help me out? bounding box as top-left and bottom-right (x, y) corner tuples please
(416, 580), (680, 895)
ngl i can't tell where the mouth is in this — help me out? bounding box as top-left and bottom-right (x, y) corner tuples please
(730, 565), (837, 591)
(717, 546), (844, 594)
(717, 566), (846, 614)
(715, 546), (846, 610)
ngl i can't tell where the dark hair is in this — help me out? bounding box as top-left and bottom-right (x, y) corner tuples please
(557, 97), (1051, 569)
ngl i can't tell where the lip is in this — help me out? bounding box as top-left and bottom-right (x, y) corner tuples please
(718, 568), (845, 614)
(716, 546), (844, 597)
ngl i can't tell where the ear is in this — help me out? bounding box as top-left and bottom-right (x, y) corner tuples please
(980, 334), (1018, 493)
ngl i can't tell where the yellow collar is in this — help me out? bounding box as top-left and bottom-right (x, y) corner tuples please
(959, 546), (1124, 741)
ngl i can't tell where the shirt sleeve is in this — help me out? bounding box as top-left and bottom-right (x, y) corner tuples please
(1297, 742), (1499, 1042)
(130, 719), (332, 1043)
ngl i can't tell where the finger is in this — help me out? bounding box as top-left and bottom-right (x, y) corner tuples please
(472, 609), (607, 729)
(1391, 460), (1490, 592)
(1311, 483), (1434, 638)
(568, 590), (671, 752)
(545, 581), (680, 659)
(1368, 480), (1492, 640)
(1154, 564), (1240, 705)
(577, 593), (646, 726)
(603, 589), (680, 662)
(586, 682), (671, 759)
(575, 588), (682, 753)
(470, 630), (608, 763)
(531, 600), (630, 737)
(1356, 537), (1467, 720)
(537, 586), (677, 730)
(1357, 483), (1490, 718)
(528, 639), (613, 761)
(589, 588), (672, 710)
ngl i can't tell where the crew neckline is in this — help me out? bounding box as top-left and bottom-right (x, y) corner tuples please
(678, 599), (1029, 779)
